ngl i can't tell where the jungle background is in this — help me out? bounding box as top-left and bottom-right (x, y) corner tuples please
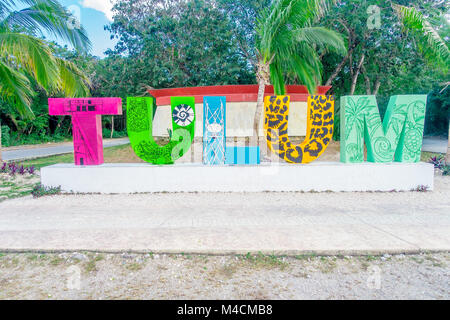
(0, 0), (448, 148)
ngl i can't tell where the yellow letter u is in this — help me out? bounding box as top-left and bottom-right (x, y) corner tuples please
(264, 95), (334, 164)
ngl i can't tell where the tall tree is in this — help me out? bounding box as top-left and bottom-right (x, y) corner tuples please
(252, 0), (346, 149)
(0, 0), (91, 161)
(394, 3), (449, 163)
(104, 0), (254, 97)
(322, 0), (448, 97)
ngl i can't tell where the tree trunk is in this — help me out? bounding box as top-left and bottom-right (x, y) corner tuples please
(350, 54), (365, 95)
(325, 46), (355, 86)
(253, 58), (271, 158)
(446, 119), (450, 165)
(361, 65), (371, 94)
(253, 78), (266, 145)
(110, 116), (115, 139)
(372, 77), (381, 96)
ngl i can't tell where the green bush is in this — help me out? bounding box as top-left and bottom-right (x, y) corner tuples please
(1, 125), (10, 146)
(442, 165), (450, 176)
(102, 129), (128, 139)
(31, 184), (61, 198)
(7, 131), (67, 146)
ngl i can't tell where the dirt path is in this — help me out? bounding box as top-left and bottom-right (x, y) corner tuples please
(0, 252), (448, 300)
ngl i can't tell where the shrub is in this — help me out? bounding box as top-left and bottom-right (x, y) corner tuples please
(1, 162), (37, 176)
(27, 166), (36, 175)
(442, 165), (450, 176)
(412, 185), (429, 192)
(8, 163), (18, 175)
(32, 184), (61, 198)
(18, 165), (26, 175)
(429, 155), (445, 169)
(102, 129), (128, 139)
(1, 125), (10, 147)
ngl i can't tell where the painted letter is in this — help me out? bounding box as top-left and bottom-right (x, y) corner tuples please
(48, 97), (122, 165)
(203, 96), (226, 165)
(264, 95), (335, 164)
(340, 95), (427, 163)
(127, 96), (196, 164)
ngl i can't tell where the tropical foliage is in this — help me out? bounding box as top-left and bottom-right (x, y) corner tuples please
(0, 0), (448, 154)
(252, 0), (346, 147)
(0, 0), (91, 116)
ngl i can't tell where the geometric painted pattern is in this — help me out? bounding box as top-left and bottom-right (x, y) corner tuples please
(203, 96), (226, 165)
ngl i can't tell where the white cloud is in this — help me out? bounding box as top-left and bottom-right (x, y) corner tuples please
(79, 0), (114, 21)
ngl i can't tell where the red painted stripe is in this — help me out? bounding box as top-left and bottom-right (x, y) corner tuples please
(147, 85), (331, 105)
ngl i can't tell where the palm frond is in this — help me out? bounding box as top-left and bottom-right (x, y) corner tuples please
(2, 0), (91, 53)
(0, 32), (59, 91)
(270, 61), (285, 95)
(0, 59), (34, 116)
(294, 27), (346, 55)
(289, 55), (317, 93)
(394, 4), (449, 71)
(56, 58), (91, 97)
(256, 0), (344, 94)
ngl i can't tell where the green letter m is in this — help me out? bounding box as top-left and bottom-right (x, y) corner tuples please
(340, 95), (427, 163)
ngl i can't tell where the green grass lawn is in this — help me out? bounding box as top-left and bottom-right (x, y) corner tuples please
(20, 144), (138, 169)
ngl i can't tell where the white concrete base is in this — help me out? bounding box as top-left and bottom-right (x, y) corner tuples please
(40, 162), (434, 193)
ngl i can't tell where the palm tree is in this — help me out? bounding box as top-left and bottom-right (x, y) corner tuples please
(252, 0), (346, 151)
(394, 4), (450, 164)
(0, 0), (91, 161)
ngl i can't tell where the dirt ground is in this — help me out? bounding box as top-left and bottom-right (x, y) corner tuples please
(0, 252), (448, 300)
(0, 173), (39, 202)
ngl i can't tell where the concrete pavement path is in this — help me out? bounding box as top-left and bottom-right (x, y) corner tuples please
(0, 175), (449, 255)
(422, 137), (447, 154)
(2, 138), (130, 161)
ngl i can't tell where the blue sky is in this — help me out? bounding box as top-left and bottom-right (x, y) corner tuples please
(58, 0), (117, 57)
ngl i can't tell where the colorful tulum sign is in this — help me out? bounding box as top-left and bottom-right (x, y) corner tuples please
(49, 88), (427, 167)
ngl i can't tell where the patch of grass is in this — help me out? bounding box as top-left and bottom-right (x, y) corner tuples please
(126, 263), (144, 271)
(360, 261), (370, 270)
(50, 257), (64, 266)
(318, 257), (337, 273)
(181, 252), (192, 259)
(0, 173), (38, 202)
(20, 153), (74, 169)
(32, 184), (61, 198)
(94, 255), (104, 262)
(424, 255), (446, 268)
(220, 264), (237, 278)
(20, 144), (138, 170)
(294, 252), (317, 261)
(27, 254), (39, 261)
(410, 256), (424, 264)
(241, 252), (288, 270)
(84, 260), (97, 273)
(421, 152), (443, 162)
